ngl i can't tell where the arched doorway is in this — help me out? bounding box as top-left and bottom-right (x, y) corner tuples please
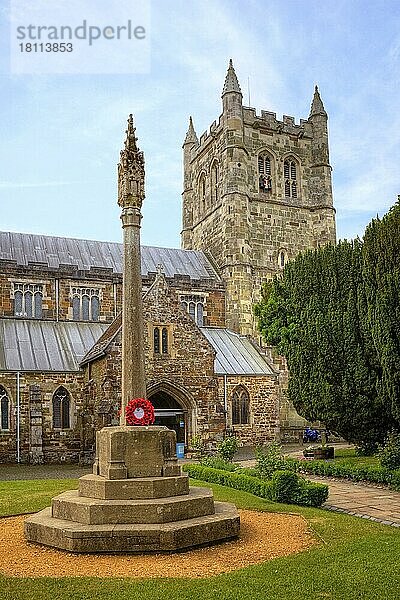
(148, 390), (186, 444)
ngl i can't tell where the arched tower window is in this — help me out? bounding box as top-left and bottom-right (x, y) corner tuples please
(284, 158), (298, 198)
(278, 250), (287, 268)
(0, 386), (10, 430)
(231, 386), (250, 425)
(198, 173), (206, 213)
(258, 153), (273, 193)
(189, 302), (196, 321)
(34, 292), (43, 318)
(211, 160), (219, 202)
(196, 302), (204, 326)
(52, 386), (70, 429)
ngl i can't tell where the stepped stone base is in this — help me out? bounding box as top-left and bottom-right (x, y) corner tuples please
(51, 487), (215, 525)
(25, 501), (239, 553)
(24, 426), (240, 553)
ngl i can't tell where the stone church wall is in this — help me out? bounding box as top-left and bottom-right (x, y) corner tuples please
(0, 371), (85, 463)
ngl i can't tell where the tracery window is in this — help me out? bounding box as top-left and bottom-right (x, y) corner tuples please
(13, 283), (43, 318)
(180, 295), (205, 326)
(258, 154), (273, 193)
(71, 288), (100, 321)
(284, 158), (298, 198)
(231, 386), (250, 425)
(0, 386), (9, 430)
(52, 386), (70, 429)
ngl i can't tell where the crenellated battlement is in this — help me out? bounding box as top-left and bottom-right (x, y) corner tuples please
(243, 107), (312, 137)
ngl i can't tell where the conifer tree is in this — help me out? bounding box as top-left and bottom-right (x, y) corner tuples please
(363, 200), (400, 425)
(255, 236), (396, 449)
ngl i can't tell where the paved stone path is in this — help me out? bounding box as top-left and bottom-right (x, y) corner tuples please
(305, 475), (400, 527)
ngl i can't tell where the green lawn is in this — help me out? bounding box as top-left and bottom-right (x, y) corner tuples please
(0, 478), (399, 600)
(332, 448), (379, 467)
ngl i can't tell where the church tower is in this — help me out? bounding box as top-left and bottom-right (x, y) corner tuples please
(182, 61), (336, 336)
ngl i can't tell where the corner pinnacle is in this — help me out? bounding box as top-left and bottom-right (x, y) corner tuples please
(309, 85), (327, 118)
(222, 59), (242, 96)
(184, 115), (198, 145)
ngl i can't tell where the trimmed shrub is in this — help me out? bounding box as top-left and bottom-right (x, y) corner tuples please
(217, 437), (239, 462)
(378, 431), (400, 470)
(200, 456), (238, 471)
(255, 442), (297, 478)
(183, 464), (328, 507)
(271, 470), (300, 503)
(295, 479), (329, 506)
(390, 470), (400, 491)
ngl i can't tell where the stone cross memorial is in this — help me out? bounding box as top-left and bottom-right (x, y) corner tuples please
(24, 117), (240, 553)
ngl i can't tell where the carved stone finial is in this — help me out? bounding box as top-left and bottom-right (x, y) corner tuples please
(118, 115), (145, 209)
(156, 263), (164, 275)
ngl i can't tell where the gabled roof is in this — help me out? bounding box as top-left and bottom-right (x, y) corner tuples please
(200, 327), (276, 376)
(0, 231), (220, 281)
(0, 319), (108, 372)
(80, 314), (122, 366)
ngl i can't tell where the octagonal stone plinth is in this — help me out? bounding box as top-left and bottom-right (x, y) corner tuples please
(24, 502), (240, 553)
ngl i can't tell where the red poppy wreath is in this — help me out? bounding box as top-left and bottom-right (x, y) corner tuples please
(125, 398), (155, 426)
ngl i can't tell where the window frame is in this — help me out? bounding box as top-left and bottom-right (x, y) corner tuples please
(283, 157), (299, 199)
(52, 386), (71, 430)
(0, 386), (10, 431)
(231, 385), (250, 426)
(12, 283), (43, 318)
(180, 294), (206, 326)
(71, 287), (101, 321)
(258, 153), (273, 194)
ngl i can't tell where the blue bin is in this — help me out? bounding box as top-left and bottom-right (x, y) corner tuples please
(176, 443), (185, 459)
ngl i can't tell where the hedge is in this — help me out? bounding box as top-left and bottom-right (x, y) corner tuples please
(288, 459), (400, 491)
(183, 464), (328, 507)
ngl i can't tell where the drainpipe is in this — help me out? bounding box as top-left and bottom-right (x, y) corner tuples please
(55, 278), (59, 321)
(16, 371), (20, 463)
(223, 374), (228, 433)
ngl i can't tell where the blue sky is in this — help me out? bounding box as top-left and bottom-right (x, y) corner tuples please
(1, 0), (399, 248)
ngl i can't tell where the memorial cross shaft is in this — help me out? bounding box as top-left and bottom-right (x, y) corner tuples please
(117, 115), (147, 424)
